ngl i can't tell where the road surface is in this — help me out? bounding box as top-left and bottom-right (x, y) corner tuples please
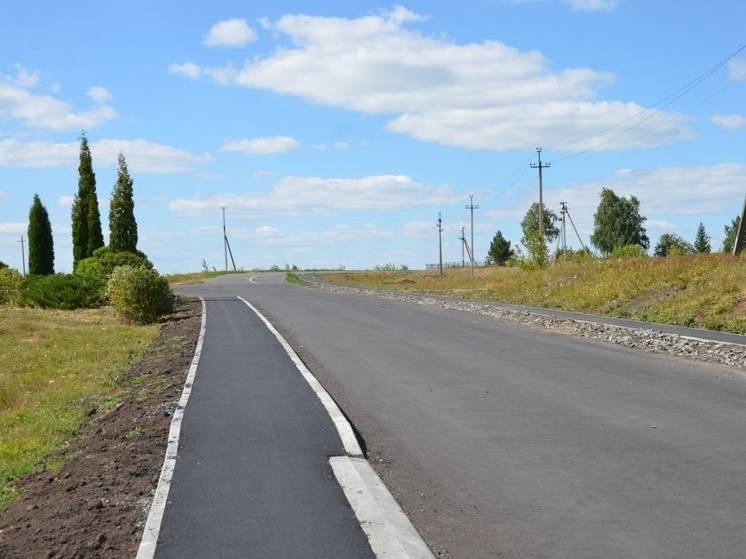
(179, 273), (746, 559)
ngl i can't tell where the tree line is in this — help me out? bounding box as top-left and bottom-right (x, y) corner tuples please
(24, 134), (139, 275)
(487, 188), (742, 265)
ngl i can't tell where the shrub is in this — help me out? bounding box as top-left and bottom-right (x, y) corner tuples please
(0, 268), (24, 306)
(22, 274), (99, 309)
(610, 244), (648, 259)
(74, 247), (152, 304)
(106, 265), (173, 323)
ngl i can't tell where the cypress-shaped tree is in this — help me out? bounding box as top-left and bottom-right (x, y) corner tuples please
(71, 133), (104, 265)
(693, 222), (711, 254)
(28, 194), (55, 275)
(109, 153), (138, 252)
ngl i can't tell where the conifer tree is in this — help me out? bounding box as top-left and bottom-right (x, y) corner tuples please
(28, 194), (55, 275)
(693, 222), (711, 254)
(109, 153), (138, 252)
(71, 134), (103, 265)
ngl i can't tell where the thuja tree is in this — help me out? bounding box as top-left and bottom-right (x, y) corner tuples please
(71, 134), (104, 266)
(109, 153), (138, 252)
(28, 194), (55, 275)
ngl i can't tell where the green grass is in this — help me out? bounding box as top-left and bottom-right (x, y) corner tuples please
(321, 254), (746, 334)
(0, 307), (157, 507)
(165, 270), (245, 286)
(285, 272), (303, 284)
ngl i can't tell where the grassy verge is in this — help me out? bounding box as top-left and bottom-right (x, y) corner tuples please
(166, 270), (244, 286)
(285, 271), (303, 284)
(0, 307), (158, 507)
(321, 254), (746, 334)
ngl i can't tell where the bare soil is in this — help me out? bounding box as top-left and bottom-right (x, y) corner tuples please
(0, 298), (201, 559)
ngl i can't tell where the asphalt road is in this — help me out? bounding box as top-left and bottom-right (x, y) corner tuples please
(179, 273), (746, 559)
(155, 297), (373, 558)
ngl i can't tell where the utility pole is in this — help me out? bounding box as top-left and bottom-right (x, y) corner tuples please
(530, 148), (550, 242)
(460, 226), (466, 267)
(221, 207), (237, 272)
(19, 235), (26, 276)
(437, 212), (444, 275)
(560, 202), (568, 252)
(465, 194), (479, 276)
(565, 202), (587, 252)
(734, 193), (746, 256)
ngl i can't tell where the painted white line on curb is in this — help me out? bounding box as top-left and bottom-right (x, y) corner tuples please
(249, 275), (260, 284)
(331, 456), (435, 559)
(136, 297), (207, 559)
(237, 296), (362, 456)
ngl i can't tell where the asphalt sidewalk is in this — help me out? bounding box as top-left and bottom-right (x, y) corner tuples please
(153, 297), (374, 558)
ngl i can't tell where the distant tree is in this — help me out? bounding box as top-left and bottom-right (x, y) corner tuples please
(693, 222), (711, 254)
(27, 194), (55, 275)
(523, 231), (548, 265)
(487, 230), (513, 265)
(521, 203), (559, 244)
(109, 153), (138, 252)
(590, 188), (649, 254)
(0, 261), (8, 269)
(654, 233), (694, 257)
(71, 133), (104, 266)
(722, 215), (741, 253)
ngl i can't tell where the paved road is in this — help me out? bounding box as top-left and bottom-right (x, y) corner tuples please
(180, 273), (746, 559)
(155, 297), (373, 558)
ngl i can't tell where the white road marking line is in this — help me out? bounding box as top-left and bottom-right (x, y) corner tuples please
(136, 297), (207, 559)
(249, 275), (260, 284)
(237, 296), (362, 456)
(238, 295), (433, 558)
(331, 456), (435, 559)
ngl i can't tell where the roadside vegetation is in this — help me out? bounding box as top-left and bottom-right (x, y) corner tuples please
(0, 307), (157, 507)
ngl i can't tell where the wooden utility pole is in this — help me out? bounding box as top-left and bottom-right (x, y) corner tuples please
(530, 148), (550, 242)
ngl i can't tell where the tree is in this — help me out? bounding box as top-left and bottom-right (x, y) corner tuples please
(71, 133), (104, 266)
(109, 153), (138, 252)
(27, 194), (55, 275)
(590, 188), (649, 254)
(487, 230), (513, 265)
(722, 215), (741, 253)
(521, 203), (559, 244)
(693, 223), (711, 254)
(654, 233), (693, 257)
(0, 261), (8, 269)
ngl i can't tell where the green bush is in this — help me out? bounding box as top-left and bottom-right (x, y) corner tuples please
(610, 244), (648, 259)
(0, 268), (24, 306)
(74, 247), (152, 304)
(106, 265), (174, 323)
(22, 274), (99, 309)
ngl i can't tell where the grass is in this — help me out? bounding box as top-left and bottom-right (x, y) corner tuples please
(0, 306), (157, 507)
(321, 254), (746, 334)
(285, 272), (303, 284)
(165, 270), (245, 286)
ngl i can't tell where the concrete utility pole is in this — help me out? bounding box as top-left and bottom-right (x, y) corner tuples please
(530, 148), (550, 242)
(734, 193), (746, 256)
(560, 202), (568, 252)
(461, 226), (466, 267)
(19, 235), (26, 276)
(437, 212), (444, 275)
(465, 194), (479, 276)
(221, 207), (237, 272)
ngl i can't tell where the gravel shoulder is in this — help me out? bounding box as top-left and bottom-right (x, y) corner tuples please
(0, 298), (202, 559)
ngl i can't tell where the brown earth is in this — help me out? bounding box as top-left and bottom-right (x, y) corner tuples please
(0, 298), (201, 559)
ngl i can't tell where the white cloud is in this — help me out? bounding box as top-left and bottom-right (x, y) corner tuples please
(712, 113), (746, 131)
(169, 174), (460, 217)
(58, 195), (74, 207)
(0, 222), (26, 234)
(170, 7), (686, 151)
(566, 0), (617, 11)
(0, 70), (117, 130)
(334, 141), (350, 150)
(728, 58), (746, 82)
(222, 136), (299, 155)
(168, 62), (202, 80)
(87, 86), (112, 104)
(0, 138), (212, 174)
(204, 18), (256, 47)
(252, 169), (275, 179)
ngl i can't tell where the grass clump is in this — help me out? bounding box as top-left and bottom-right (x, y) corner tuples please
(322, 254), (746, 334)
(0, 306), (157, 507)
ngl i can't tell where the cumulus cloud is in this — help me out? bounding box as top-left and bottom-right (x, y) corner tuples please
(58, 195), (75, 207)
(0, 70), (117, 130)
(87, 86), (113, 104)
(0, 222), (26, 234)
(711, 113), (746, 131)
(566, 0), (617, 11)
(169, 174), (460, 217)
(728, 58), (746, 82)
(0, 138), (211, 174)
(169, 7), (686, 151)
(222, 136), (299, 155)
(204, 18), (256, 47)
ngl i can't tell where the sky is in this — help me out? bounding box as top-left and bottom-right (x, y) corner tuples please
(1, 0), (745, 272)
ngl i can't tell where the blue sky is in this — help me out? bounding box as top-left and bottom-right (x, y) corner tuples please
(1, 0), (744, 272)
